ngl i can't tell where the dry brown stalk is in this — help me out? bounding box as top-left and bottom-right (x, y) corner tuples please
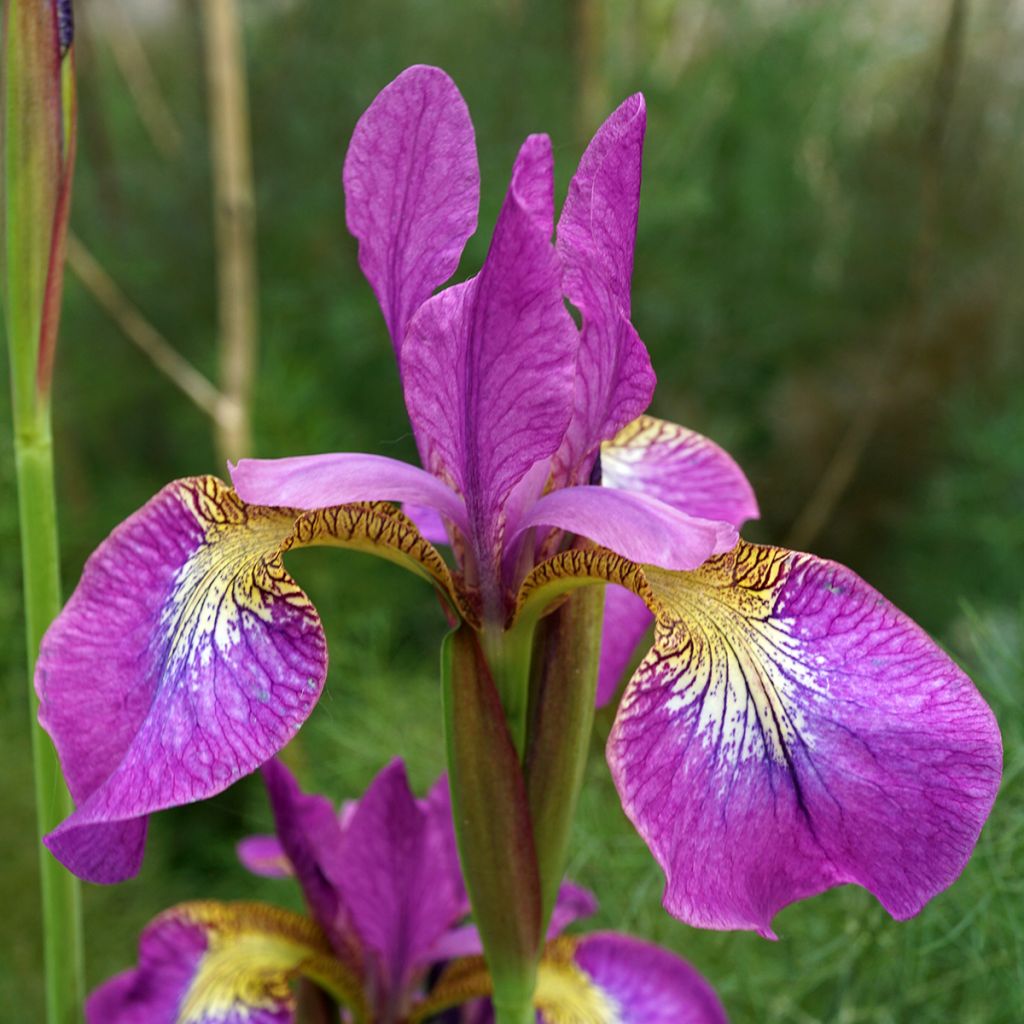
(200, 0), (259, 464)
(66, 233), (227, 423)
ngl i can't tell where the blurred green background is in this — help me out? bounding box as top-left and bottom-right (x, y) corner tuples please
(2, 0), (1022, 1020)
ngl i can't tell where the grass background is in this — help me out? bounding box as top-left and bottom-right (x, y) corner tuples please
(2, 0), (1022, 1020)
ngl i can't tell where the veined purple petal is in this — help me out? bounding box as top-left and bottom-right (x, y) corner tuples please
(86, 902), (363, 1024)
(236, 834), (291, 878)
(344, 65), (479, 354)
(402, 135), (578, 580)
(609, 542), (1003, 936)
(36, 478), (328, 883)
(554, 95), (655, 484)
(596, 587), (653, 709)
(334, 761), (466, 1000)
(602, 416), (759, 528)
(514, 486), (737, 571)
(230, 452), (469, 536)
(565, 933), (728, 1024)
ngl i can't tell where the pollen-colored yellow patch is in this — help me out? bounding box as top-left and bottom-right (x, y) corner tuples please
(168, 901), (364, 1022)
(534, 939), (623, 1024)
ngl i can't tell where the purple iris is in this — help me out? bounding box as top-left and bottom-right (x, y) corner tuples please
(88, 760), (728, 1023)
(36, 65), (1001, 944)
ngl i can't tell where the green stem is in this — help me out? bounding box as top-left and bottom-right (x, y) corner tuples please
(479, 617), (537, 760)
(524, 585), (604, 928)
(12, 411), (84, 1024)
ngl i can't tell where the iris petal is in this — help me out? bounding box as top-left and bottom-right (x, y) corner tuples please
(343, 64), (479, 355)
(595, 414), (760, 704)
(609, 541), (1003, 935)
(230, 452), (469, 537)
(86, 901), (365, 1023)
(601, 416), (759, 528)
(401, 134), (578, 581)
(413, 934), (726, 1024)
(37, 477), (459, 882)
(555, 95), (655, 484)
(514, 486), (737, 572)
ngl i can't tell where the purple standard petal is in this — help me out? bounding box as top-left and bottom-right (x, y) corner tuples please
(554, 95), (655, 483)
(236, 834), (292, 878)
(260, 760), (360, 967)
(334, 761), (465, 1002)
(596, 587), (653, 709)
(36, 478), (329, 883)
(230, 452), (469, 537)
(609, 542), (1003, 936)
(344, 65), (479, 353)
(564, 933), (728, 1024)
(601, 416), (759, 528)
(86, 902), (364, 1024)
(514, 486), (737, 571)
(402, 135), (578, 590)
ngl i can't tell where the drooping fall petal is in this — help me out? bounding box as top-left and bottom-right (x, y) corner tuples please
(595, 586), (652, 708)
(601, 416), (759, 528)
(343, 64), (479, 355)
(608, 541), (1003, 936)
(561, 933), (728, 1024)
(85, 901), (365, 1024)
(595, 415), (760, 705)
(416, 934), (727, 1024)
(401, 134), (578, 586)
(554, 95), (654, 483)
(36, 477), (458, 882)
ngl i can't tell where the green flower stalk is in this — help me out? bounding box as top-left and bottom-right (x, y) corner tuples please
(1, 1), (83, 1021)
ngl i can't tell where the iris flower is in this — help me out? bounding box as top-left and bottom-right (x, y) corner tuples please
(88, 760), (728, 1024)
(37, 65), (1000, 943)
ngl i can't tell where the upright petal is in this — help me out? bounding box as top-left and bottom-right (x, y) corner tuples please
(555, 95), (655, 483)
(343, 65), (479, 354)
(86, 901), (365, 1023)
(260, 760), (360, 967)
(601, 416), (759, 528)
(37, 478), (460, 882)
(236, 835), (291, 879)
(608, 541), (1003, 935)
(402, 135), (578, 581)
(334, 761), (466, 1000)
(558, 94), (645, 314)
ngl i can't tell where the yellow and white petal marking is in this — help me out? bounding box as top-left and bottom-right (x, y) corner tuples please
(175, 902), (363, 1022)
(86, 900), (366, 1023)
